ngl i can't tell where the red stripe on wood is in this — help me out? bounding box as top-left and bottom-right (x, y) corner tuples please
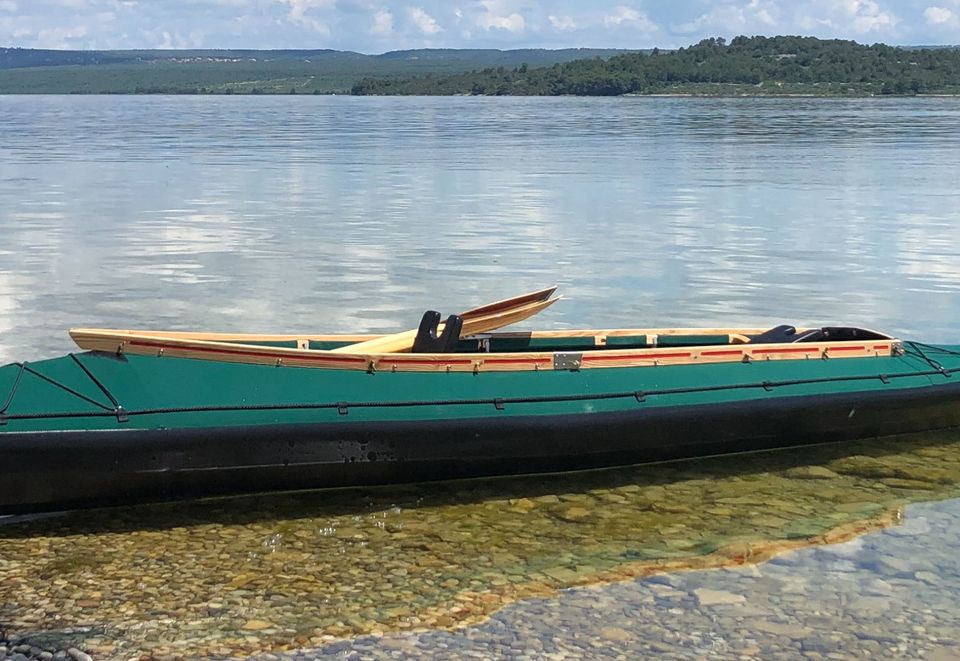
(700, 350), (745, 357)
(583, 352), (692, 362)
(384, 359), (475, 366)
(485, 358), (553, 365)
(826, 346), (866, 352)
(751, 347), (816, 355)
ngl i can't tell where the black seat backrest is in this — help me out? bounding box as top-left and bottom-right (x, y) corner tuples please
(794, 327), (891, 343)
(412, 311), (464, 353)
(750, 325), (797, 344)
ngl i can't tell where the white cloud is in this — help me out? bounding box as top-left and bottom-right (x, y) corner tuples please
(0, 0), (950, 54)
(748, 0), (777, 26)
(408, 6), (442, 34)
(371, 9), (392, 35)
(477, 0), (525, 33)
(674, 0), (777, 34)
(603, 5), (654, 28)
(284, 0), (331, 19)
(548, 14), (576, 31)
(282, 0), (332, 34)
(35, 24), (88, 48)
(794, 0), (897, 35)
(924, 6), (958, 25)
(847, 0), (895, 33)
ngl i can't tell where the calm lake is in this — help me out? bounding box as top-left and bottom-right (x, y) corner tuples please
(1, 96), (960, 362)
(2, 95), (960, 659)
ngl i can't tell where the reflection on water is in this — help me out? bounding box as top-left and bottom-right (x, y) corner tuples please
(3, 95), (960, 659)
(1, 97), (960, 363)
(2, 431), (960, 658)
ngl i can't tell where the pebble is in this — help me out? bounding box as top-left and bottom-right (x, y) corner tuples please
(693, 588), (746, 606)
(3, 431), (960, 658)
(285, 496), (960, 660)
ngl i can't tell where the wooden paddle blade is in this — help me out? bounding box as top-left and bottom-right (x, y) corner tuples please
(71, 286), (561, 356)
(460, 285), (558, 319)
(328, 287), (558, 355)
(332, 297), (559, 355)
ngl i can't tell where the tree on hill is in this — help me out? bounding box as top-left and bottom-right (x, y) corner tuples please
(351, 36), (960, 96)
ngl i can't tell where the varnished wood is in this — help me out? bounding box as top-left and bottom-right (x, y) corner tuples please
(330, 295), (559, 354)
(69, 325), (898, 374)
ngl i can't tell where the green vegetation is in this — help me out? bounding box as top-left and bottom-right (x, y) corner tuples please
(0, 47), (632, 94)
(4, 37), (959, 96)
(351, 36), (960, 96)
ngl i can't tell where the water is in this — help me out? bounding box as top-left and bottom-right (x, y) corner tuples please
(2, 95), (960, 658)
(1, 96), (960, 364)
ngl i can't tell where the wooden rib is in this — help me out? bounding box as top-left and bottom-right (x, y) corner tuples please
(330, 295), (559, 355)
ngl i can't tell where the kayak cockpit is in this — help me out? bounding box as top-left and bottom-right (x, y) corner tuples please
(66, 287), (899, 373)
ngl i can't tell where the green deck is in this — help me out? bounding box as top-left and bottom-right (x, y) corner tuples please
(1, 343), (957, 435)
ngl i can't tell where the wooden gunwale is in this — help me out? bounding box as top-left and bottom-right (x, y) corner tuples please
(66, 327), (806, 345)
(67, 327), (899, 373)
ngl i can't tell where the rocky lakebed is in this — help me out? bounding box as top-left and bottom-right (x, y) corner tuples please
(3, 431), (960, 660)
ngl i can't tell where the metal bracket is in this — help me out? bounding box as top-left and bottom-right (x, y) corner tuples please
(553, 352), (582, 371)
(115, 407), (129, 423)
(891, 341), (905, 356)
(468, 334), (492, 352)
(337, 402), (349, 415)
(0, 412), (6, 426)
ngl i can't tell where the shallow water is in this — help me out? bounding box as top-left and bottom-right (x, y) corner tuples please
(2, 432), (960, 658)
(2, 95), (960, 658)
(303, 495), (960, 660)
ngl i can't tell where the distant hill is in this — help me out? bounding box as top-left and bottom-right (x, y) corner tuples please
(0, 47), (635, 94)
(351, 36), (960, 97)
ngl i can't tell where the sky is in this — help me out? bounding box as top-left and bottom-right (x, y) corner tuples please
(1, 0), (959, 52)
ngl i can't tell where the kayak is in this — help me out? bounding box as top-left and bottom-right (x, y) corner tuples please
(3, 290), (960, 514)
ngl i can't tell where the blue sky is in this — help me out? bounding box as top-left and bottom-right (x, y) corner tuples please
(1, 1), (959, 52)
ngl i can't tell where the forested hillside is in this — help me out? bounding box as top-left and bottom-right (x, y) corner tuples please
(352, 36), (960, 96)
(0, 47), (632, 94)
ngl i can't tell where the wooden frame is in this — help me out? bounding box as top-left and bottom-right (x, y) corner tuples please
(69, 327), (900, 373)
